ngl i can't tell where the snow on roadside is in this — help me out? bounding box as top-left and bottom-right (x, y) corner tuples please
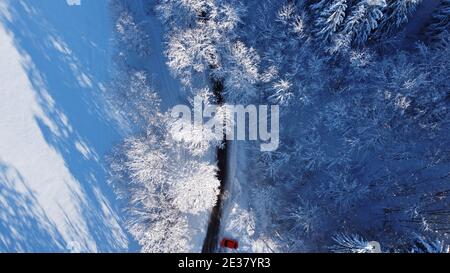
(220, 137), (282, 253)
(219, 141), (271, 253)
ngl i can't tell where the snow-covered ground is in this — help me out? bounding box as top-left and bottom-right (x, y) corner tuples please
(219, 141), (279, 253)
(219, 141), (252, 252)
(130, 0), (185, 111)
(0, 0), (134, 252)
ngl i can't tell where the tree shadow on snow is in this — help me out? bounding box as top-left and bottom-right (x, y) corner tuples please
(0, 0), (138, 251)
(0, 162), (66, 252)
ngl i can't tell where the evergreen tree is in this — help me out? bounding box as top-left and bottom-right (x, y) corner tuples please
(313, 0), (348, 43)
(410, 235), (449, 253)
(343, 0), (386, 47)
(424, 0), (450, 48)
(330, 233), (374, 253)
(376, 0), (422, 37)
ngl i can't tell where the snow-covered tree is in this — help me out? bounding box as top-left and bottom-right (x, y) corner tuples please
(110, 133), (192, 252)
(376, 0), (422, 37)
(156, 0), (215, 29)
(424, 0), (450, 48)
(309, 0), (332, 15)
(125, 117), (220, 214)
(268, 79), (294, 105)
(330, 233), (375, 253)
(313, 0), (349, 44)
(283, 199), (322, 235)
(168, 111), (221, 155)
(110, 112), (221, 251)
(343, 0), (387, 47)
(166, 26), (219, 85)
(257, 150), (291, 180)
(108, 5), (223, 249)
(226, 204), (256, 237)
(318, 173), (369, 212)
(161, 0), (248, 87)
(409, 235), (449, 253)
(221, 41), (260, 103)
(110, 69), (160, 128)
(170, 162), (219, 214)
(112, 2), (150, 57)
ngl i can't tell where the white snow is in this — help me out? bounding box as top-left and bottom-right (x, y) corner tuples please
(66, 0), (81, 6)
(0, 0), (131, 252)
(219, 141), (262, 252)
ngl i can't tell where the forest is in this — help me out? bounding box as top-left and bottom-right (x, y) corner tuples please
(107, 0), (450, 253)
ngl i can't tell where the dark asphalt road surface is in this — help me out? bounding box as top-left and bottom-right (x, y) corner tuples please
(202, 79), (228, 253)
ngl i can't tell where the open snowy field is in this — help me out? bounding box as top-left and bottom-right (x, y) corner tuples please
(0, 0), (133, 252)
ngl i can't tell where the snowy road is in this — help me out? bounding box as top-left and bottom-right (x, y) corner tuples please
(202, 80), (228, 253)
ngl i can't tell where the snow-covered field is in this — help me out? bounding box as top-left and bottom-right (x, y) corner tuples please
(0, 0), (133, 252)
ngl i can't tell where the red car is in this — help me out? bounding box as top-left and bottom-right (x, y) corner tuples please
(220, 238), (239, 249)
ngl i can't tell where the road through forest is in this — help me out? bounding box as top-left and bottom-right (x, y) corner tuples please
(202, 80), (228, 253)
